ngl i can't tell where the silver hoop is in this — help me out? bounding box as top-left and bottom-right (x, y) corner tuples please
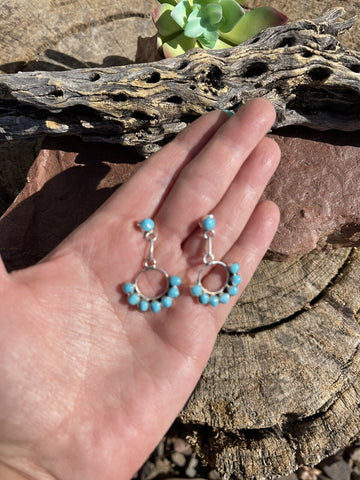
(196, 261), (230, 296)
(133, 267), (169, 302)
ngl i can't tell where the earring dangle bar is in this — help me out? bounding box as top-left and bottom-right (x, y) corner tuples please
(122, 219), (182, 313)
(190, 214), (242, 307)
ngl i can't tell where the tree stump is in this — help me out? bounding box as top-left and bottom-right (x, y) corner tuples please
(1, 2), (360, 479)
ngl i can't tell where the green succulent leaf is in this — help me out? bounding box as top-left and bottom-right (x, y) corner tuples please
(211, 36), (235, 49)
(158, 0), (179, 5)
(204, 3), (223, 25)
(153, 0), (287, 57)
(194, 0), (220, 6)
(184, 16), (205, 37)
(217, 0), (244, 33)
(171, 0), (192, 28)
(162, 31), (197, 57)
(198, 28), (219, 48)
(220, 6), (288, 44)
(153, 3), (183, 37)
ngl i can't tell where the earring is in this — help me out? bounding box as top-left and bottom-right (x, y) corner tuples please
(123, 219), (182, 313)
(190, 215), (242, 306)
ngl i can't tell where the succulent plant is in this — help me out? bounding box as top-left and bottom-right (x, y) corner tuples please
(152, 0), (288, 58)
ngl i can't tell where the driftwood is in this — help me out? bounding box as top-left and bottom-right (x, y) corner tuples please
(0, 8), (359, 155)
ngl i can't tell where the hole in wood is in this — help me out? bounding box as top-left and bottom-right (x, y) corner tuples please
(277, 36), (296, 48)
(49, 88), (64, 97)
(248, 35), (261, 45)
(166, 96), (183, 104)
(322, 38), (337, 50)
(108, 93), (128, 102)
(242, 61), (268, 78)
(302, 49), (314, 58)
(206, 65), (224, 90)
(350, 63), (360, 73)
(178, 60), (189, 70)
(133, 110), (152, 121)
(146, 71), (161, 83)
(308, 66), (332, 82)
(89, 72), (100, 82)
(189, 85), (196, 90)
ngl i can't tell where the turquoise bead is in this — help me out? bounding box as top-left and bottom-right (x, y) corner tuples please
(151, 301), (162, 313)
(168, 286), (180, 298)
(191, 284), (202, 297)
(223, 109), (234, 117)
(170, 275), (182, 287)
(220, 293), (230, 304)
(209, 296), (219, 307)
(139, 218), (154, 232)
(231, 274), (242, 286)
(228, 286), (238, 296)
(199, 293), (210, 304)
(128, 293), (140, 305)
(230, 262), (240, 274)
(202, 215), (216, 231)
(123, 282), (134, 294)
(161, 296), (173, 308)
(139, 300), (149, 312)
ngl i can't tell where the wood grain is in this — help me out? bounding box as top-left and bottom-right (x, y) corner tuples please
(182, 248), (360, 479)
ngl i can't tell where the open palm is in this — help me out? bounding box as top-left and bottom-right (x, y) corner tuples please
(0, 99), (280, 480)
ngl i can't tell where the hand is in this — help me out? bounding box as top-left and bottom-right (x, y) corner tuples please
(0, 98), (280, 480)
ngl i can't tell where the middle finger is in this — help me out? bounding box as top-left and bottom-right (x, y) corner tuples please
(155, 98), (276, 242)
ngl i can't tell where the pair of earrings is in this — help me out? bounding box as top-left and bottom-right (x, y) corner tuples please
(122, 215), (242, 313)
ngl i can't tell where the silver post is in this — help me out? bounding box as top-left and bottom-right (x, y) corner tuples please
(144, 231), (157, 268)
(203, 230), (215, 264)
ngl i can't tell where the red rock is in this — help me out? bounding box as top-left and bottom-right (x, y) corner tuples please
(265, 128), (360, 260)
(1, 128), (360, 270)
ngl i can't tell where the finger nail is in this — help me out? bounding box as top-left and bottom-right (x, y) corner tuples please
(223, 109), (235, 117)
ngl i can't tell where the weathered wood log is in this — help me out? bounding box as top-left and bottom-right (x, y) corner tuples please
(0, 8), (359, 154)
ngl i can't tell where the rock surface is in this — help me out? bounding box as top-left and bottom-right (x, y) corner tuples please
(1, 130), (360, 270)
(266, 128), (360, 259)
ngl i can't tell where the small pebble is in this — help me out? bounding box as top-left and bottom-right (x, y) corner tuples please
(185, 457), (199, 478)
(322, 459), (351, 480)
(173, 438), (193, 455)
(209, 470), (221, 480)
(171, 451), (186, 467)
(351, 448), (360, 463)
(298, 466), (322, 480)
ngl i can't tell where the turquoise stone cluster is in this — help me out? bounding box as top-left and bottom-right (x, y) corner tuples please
(123, 275), (182, 313)
(191, 261), (241, 306)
